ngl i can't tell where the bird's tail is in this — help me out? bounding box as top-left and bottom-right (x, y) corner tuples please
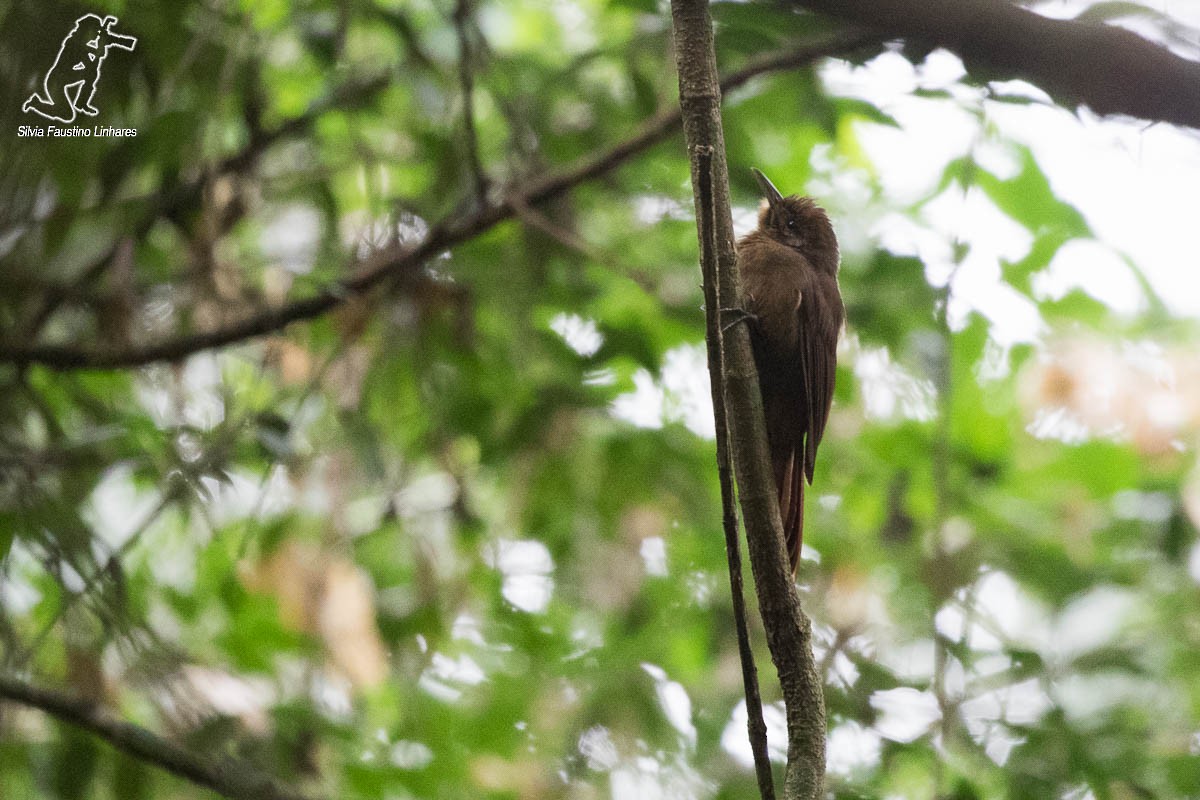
(776, 448), (805, 574)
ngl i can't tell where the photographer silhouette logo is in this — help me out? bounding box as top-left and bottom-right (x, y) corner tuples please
(23, 14), (137, 125)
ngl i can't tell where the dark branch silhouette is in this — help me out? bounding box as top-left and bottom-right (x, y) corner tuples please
(12, 70), (393, 344)
(0, 674), (318, 800)
(0, 34), (873, 372)
(696, 146), (775, 800)
(794, 0), (1200, 128)
(453, 0), (489, 207)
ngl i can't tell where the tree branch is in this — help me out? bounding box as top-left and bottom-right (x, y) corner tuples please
(10, 70), (393, 344)
(0, 673), (317, 800)
(0, 33), (875, 372)
(453, 0), (489, 207)
(508, 193), (610, 265)
(696, 147), (774, 800)
(793, 0), (1200, 128)
(669, 2), (826, 798)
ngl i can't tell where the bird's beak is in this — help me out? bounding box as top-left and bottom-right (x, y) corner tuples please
(751, 167), (784, 212)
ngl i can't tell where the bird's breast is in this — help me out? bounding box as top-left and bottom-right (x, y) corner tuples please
(738, 240), (808, 354)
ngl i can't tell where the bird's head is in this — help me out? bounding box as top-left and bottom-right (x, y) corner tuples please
(752, 168), (839, 275)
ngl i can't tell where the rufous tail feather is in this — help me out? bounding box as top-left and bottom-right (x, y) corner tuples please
(778, 449), (805, 574)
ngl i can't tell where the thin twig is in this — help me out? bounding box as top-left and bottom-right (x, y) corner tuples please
(926, 129), (980, 794)
(14, 491), (175, 668)
(697, 147), (775, 800)
(0, 674), (318, 800)
(8, 71), (393, 346)
(817, 628), (850, 681)
(507, 194), (606, 263)
(14, 416), (250, 667)
(453, 0), (489, 207)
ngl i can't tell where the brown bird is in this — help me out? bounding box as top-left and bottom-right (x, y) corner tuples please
(736, 168), (843, 573)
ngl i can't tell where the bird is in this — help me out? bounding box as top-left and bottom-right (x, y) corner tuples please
(735, 168), (843, 573)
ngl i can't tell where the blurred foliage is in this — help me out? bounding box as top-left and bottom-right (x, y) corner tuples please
(2, 1), (1199, 799)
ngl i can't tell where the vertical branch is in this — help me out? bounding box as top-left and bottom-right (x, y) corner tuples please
(668, 2), (826, 798)
(930, 135), (980, 790)
(453, 0), (488, 207)
(930, 273), (956, 796)
(696, 148), (775, 800)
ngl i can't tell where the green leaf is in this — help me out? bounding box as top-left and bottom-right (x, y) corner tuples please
(974, 147), (1092, 238)
(844, 251), (939, 349)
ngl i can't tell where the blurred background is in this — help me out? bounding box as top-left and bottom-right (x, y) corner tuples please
(2, 0), (1200, 798)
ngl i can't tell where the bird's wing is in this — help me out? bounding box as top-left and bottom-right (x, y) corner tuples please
(797, 273), (839, 484)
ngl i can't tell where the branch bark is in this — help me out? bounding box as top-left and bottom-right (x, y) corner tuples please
(696, 147), (774, 800)
(0, 674), (317, 800)
(793, 0), (1200, 129)
(669, 2), (826, 799)
(0, 34), (875, 372)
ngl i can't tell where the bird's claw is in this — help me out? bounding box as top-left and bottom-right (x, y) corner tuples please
(719, 307), (756, 334)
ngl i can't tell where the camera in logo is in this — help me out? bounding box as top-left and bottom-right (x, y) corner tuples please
(22, 14), (137, 125)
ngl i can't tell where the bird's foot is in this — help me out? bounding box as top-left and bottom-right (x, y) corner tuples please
(719, 306), (756, 334)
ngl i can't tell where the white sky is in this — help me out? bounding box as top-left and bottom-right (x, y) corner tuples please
(819, 1), (1200, 336)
